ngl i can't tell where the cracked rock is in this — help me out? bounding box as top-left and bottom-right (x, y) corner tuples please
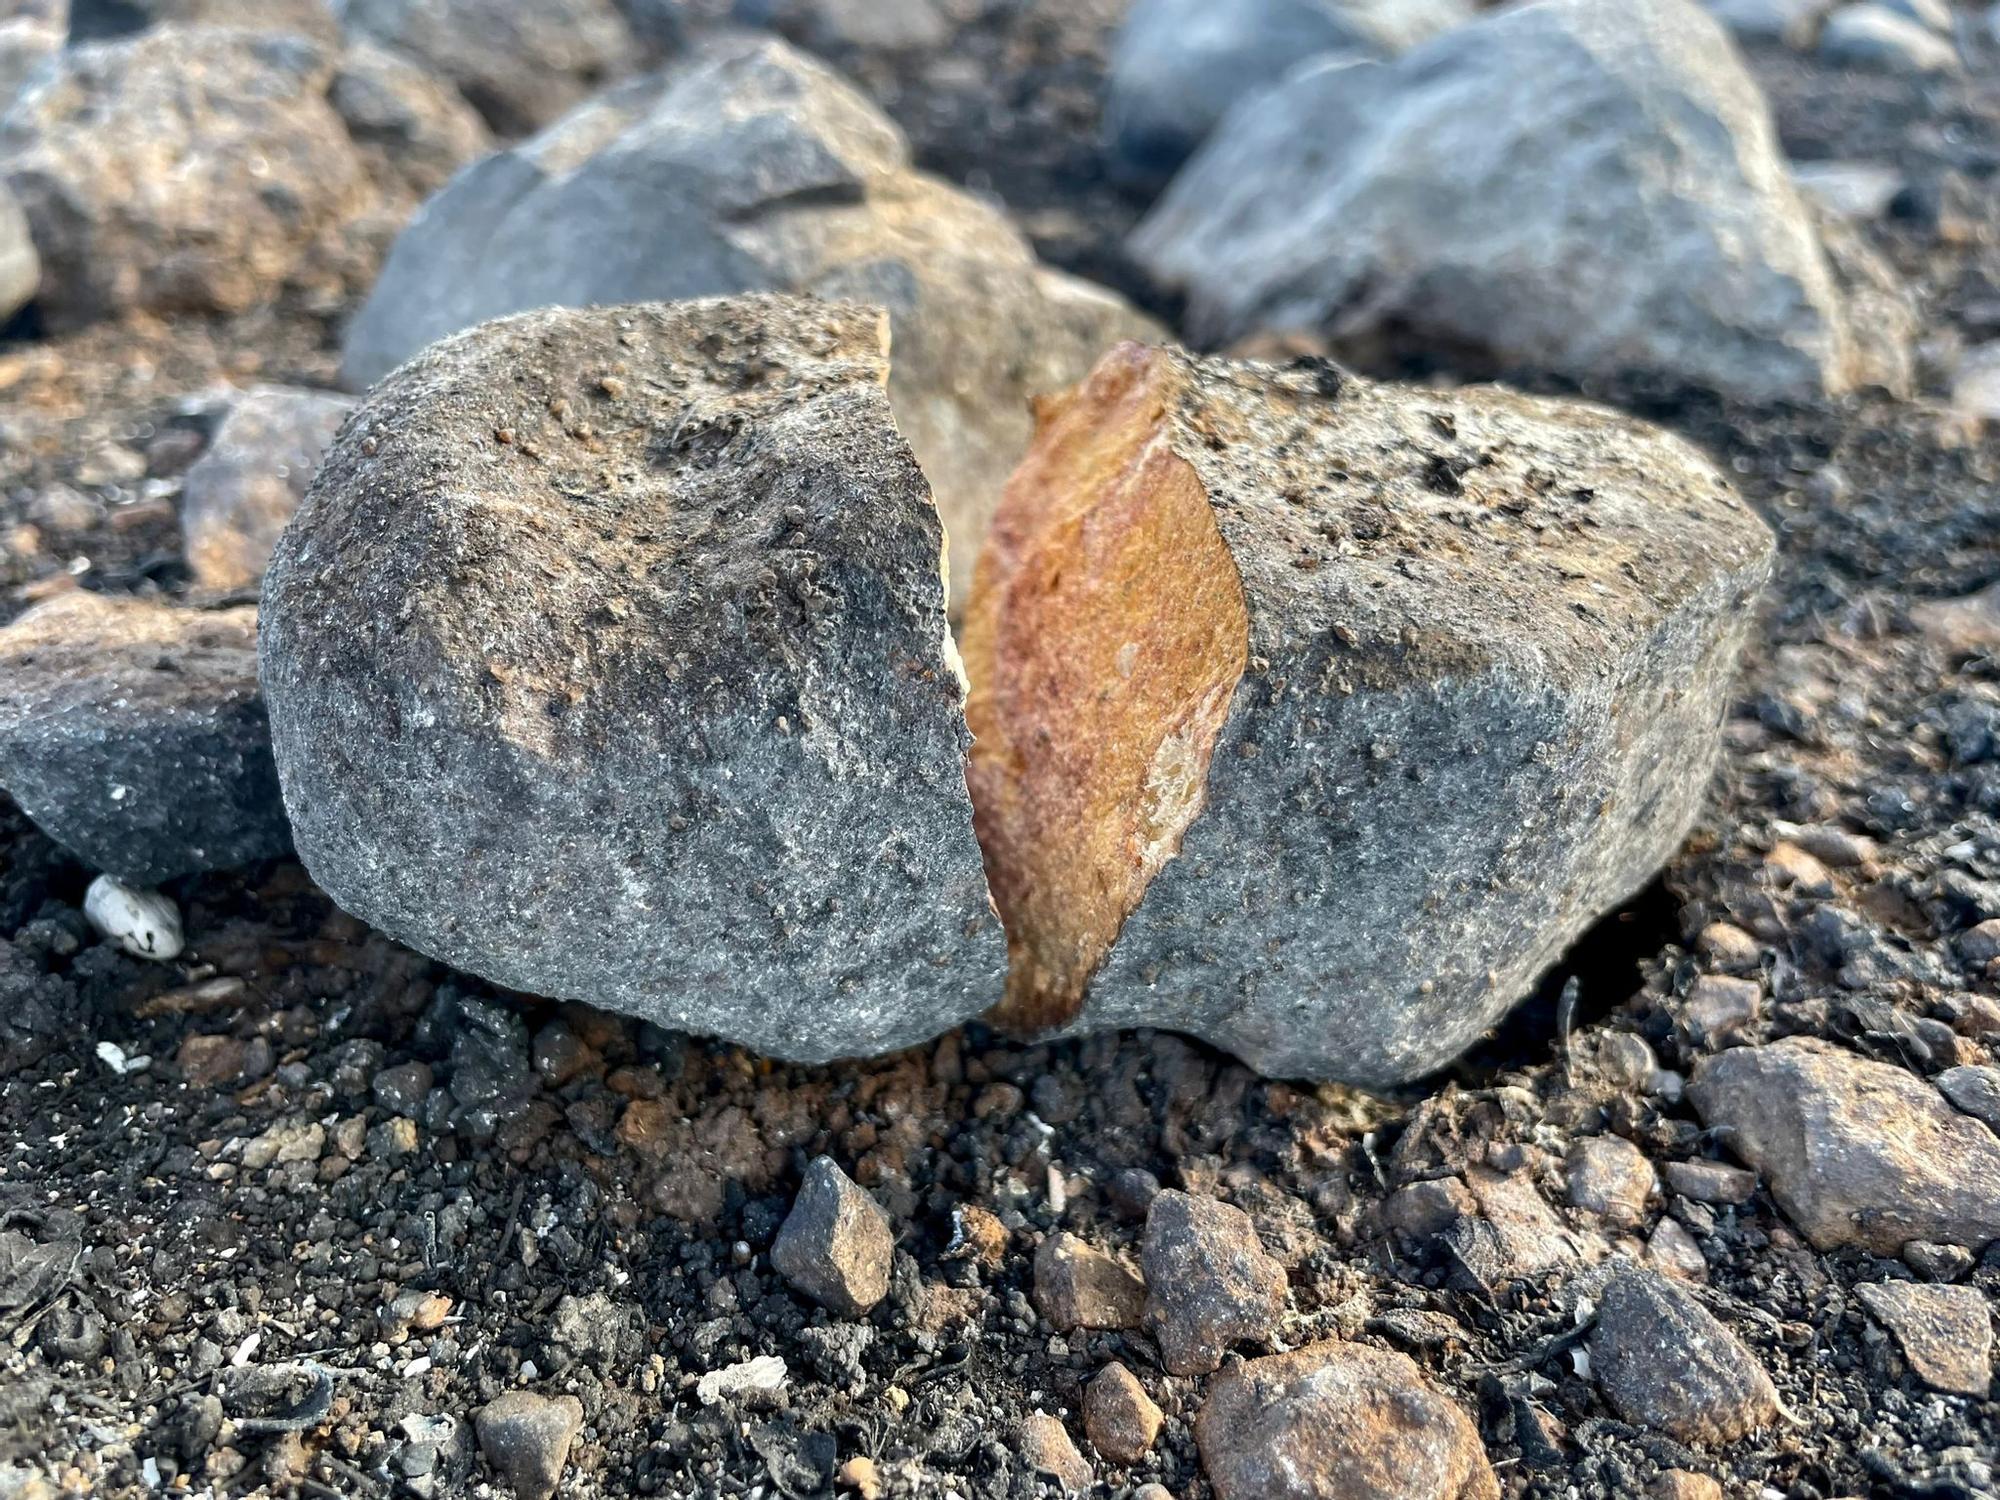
(340, 37), (1158, 605)
(963, 341), (1771, 1083)
(771, 1156), (894, 1317)
(261, 297), (1003, 1062)
(1689, 1037), (2000, 1253)
(1140, 1190), (1287, 1375)
(0, 592), (290, 883)
(1132, 0), (1911, 404)
(1196, 1340), (1498, 1500)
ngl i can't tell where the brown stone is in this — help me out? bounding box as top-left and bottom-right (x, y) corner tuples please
(1141, 1191), (1287, 1375)
(1083, 1362), (1164, 1466)
(474, 1391), (583, 1500)
(175, 1033), (247, 1088)
(1019, 1412), (1093, 1494)
(1196, 1340), (1497, 1500)
(1855, 1282), (1993, 1396)
(1588, 1268), (1778, 1445)
(1651, 1472), (1724, 1500)
(1566, 1137), (1655, 1227)
(771, 1156), (894, 1317)
(1033, 1231), (1146, 1332)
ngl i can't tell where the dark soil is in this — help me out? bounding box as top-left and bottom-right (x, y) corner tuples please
(2, 6), (1998, 1499)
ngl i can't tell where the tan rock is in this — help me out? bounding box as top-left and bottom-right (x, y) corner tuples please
(1689, 1037), (2000, 1253)
(1019, 1412), (1093, 1494)
(1855, 1282), (1993, 1397)
(1196, 1340), (1497, 1500)
(1651, 1472), (1724, 1500)
(474, 1390), (583, 1500)
(1566, 1137), (1656, 1227)
(1033, 1231), (1146, 1332)
(1083, 1362), (1164, 1466)
(1682, 975), (1761, 1043)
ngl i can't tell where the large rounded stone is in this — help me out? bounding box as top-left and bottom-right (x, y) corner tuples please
(260, 296), (1004, 1063)
(962, 342), (1773, 1084)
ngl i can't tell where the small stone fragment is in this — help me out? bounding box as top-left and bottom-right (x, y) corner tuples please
(1697, 922), (1761, 973)
(1689, 1037), (2000, 1253)
(771, 1157), (894, 1317)
(1820, 4), (1962, 72)
(473, 1391), (583, 1500)
(180, 386), (357, 591)
(1662, 1161), (1757, 1206)
(1461, 1167), (1599, 1282)
(176, 1033), (247, 1088)
(83, 876), (183, 961)
(695, 1354), (788, 1406)
(836, 1456), (883, 1499)
(1936, 1065), (2000, 1132)
(1083, 1362), (1163, 1466)
(1855, 1282), (1993, 1396)
(1647, 1217), (1708, 1280)
(1682, 976), (1761, 1044)
(1959, 919), (2000, 966)
(1140, 1190), (1287, 1376)
(1587, 1268), (1778, 1445)
(0, 593), (290, 884)
(1196, 1340), (1497, 1500)
(1019, 1412), (1093, 1494)
(1566, 1137), (1656, 1227)
(1032, 1232), (1146, 1332)
(1384, 1178), (1477, 1240)
(1651, 1472), (1724, 1500)
(263, 297), (1003, 1061)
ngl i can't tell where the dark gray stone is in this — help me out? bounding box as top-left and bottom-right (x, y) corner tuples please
(339, 0), (643, 137)
(0, 592), (290, 883)
(1587, 1267), (1778, 1444)
(262, 296), (1003, 1063)
(180, 384), (357, 591)
(771, 1156), (893, 1315)
(964, 345), (1773, 1084)
(1103, 0), (1469, 190)
(340, 36), (1157, 606)
(1140, 1191), (1287, 1375)
(1132, 0), (1912, 404)
(1933, 1064), (2000, 1133)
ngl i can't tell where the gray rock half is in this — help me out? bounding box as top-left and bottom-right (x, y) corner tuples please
(0, 592), (291, 883)
(261, 296), (1005, 1064)
(1132, 0), (1911, 404)
(340, 36), (1158, 607)
(963, 343), (1773, 1085)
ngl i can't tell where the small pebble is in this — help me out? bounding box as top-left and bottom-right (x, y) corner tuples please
(84, 874), (183, 960)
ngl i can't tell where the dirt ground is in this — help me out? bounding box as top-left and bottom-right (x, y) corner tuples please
(1, 4), (1998, 1498)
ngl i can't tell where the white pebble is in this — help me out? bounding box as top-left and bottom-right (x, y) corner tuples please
(83, 874), (183, 960)
(696, 1354), (788, 1406)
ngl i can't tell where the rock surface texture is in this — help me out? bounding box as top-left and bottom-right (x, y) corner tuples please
(1132, 0), (1910, 404)
(0, 592), (290, 883)
(1195, 1340), (1499, 1500)
(181, 385), (358, 591)
(962, 342), (1773, 1084)
(1854, 1282), (1993, 1397)
(260, 297), (1004, 1062)
(1139, 1190), (1288, 1375)
(771, 1157), (894, 1316)
(1688, 1037), (2000, 1253)
(341, 37), (1157, 604)
(0, 26), (371, 328)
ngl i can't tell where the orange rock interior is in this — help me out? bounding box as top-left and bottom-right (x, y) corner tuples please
(962, 344), (1249, 1031)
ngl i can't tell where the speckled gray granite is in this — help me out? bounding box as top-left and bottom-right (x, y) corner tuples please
(260, 296), (1004, 1063)
(968, 345), (1775, 1085)
(1132, 0), (1911, 403)
(0, 592), (290, 883)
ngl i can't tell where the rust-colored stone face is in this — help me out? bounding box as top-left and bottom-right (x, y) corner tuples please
(962, 344), (1248, 1032)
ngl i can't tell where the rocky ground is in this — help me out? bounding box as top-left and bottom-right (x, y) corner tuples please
(1, 3), (1999, 1499)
